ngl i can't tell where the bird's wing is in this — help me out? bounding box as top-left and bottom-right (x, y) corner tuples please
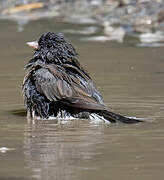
(33, 63), (107, 111)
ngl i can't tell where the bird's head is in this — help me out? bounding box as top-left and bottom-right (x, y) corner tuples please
(27, 32), (78, 64)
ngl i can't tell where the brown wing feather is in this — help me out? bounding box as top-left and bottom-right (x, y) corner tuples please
(33, 63), (107, 111)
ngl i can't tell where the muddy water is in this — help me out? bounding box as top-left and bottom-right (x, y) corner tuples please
(0, 19), (164, 180)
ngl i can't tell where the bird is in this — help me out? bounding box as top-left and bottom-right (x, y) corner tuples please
(22, 32), (142, 123)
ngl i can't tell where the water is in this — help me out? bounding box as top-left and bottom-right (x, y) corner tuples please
(0, 18), (164, 180)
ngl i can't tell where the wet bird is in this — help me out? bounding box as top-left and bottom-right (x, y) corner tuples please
(23, 32), (142, 123)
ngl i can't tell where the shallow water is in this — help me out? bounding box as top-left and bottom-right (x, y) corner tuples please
(0, 18), (164, 180)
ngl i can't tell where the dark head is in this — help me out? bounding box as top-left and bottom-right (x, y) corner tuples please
(27, 32), (78, 64)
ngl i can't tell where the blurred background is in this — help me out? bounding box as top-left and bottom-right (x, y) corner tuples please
(0, 1), (164, 180)
(0, 0), (164, 44)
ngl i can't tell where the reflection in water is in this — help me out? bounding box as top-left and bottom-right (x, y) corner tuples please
(9, 109), (26, 117)
(24, 120), (105, 180)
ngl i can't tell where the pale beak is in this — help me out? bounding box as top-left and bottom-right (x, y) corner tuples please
(26, 41), (39, 50)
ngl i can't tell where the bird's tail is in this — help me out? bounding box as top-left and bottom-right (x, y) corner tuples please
(97, 110), (143, 124)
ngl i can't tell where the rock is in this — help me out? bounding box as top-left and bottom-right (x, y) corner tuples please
(103, 21), (125, 42)
(139, 31), (164, 43)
